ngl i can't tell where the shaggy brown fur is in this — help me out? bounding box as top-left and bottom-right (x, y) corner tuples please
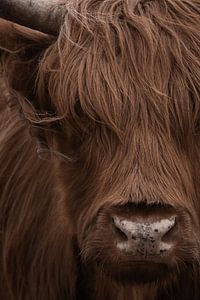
(0, 0), (200, 299)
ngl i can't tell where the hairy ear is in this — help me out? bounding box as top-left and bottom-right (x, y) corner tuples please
(0, 18), (54, 102)
(0, 19), (59, 158)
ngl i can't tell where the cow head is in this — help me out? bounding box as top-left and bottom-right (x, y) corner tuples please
(1, 0), (200, 293)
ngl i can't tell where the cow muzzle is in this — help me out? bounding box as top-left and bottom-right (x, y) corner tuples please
(113, 213), (176, 259)
(81, 202), (188, 283)
(110, 203), (178, 263)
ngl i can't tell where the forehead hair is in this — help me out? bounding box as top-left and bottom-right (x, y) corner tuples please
(38, 0), (200, 138)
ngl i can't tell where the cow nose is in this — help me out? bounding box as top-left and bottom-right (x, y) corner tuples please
(113, 215), (176, 258)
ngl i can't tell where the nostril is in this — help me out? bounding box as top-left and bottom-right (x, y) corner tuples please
(112, 217), (129, 241)
(113, 224), (129, 241)
(162, 217), (177, 241)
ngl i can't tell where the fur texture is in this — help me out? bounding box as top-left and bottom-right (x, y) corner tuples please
(0, 0), (200, 299)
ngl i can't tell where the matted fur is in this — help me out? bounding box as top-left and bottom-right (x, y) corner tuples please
(0, 0), (200, 299)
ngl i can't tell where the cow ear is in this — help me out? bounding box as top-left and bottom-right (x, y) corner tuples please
(0, 19), (54, 103)
(0, 20), (56, 159)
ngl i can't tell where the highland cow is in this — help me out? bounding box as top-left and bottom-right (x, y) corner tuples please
(0, 0), (200, 299)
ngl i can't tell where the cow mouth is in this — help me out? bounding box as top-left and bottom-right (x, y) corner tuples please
(96, 259), (171, 283)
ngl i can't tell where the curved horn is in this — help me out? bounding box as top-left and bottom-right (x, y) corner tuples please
(0, 0), (65, 35)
